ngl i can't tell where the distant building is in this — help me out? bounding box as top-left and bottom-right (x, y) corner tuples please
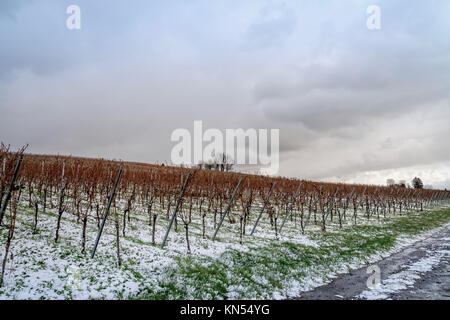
(386, 179), (396, 186)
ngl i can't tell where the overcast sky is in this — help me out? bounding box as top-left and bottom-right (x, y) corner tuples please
(1, 0), (450, 188)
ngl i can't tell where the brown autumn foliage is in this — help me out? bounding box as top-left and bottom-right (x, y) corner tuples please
(0, 148), (449, 259)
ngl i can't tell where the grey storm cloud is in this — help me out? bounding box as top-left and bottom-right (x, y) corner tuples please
(1, 0), (450, 187)
(255, 49), (450, 131)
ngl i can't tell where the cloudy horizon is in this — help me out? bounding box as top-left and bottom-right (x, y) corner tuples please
(1, 0), (450, 189)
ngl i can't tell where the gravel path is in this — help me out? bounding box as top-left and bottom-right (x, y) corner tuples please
(296, 224), (450, 300)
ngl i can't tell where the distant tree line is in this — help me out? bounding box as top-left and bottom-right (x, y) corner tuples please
(195, 152), (234, 172)
(387, 177), (426, 189)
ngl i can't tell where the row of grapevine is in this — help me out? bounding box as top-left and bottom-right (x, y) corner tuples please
(1, 146), (449, 281)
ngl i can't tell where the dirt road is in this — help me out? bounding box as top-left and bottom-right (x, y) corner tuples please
(296, 224), (450, 300)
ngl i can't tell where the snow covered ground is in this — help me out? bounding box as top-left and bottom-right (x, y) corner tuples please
(0, 197), (449, 300)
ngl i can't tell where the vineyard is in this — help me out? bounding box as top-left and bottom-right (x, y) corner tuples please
(1, 144), (450, 299)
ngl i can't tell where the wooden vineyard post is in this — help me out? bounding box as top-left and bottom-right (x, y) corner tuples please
(325, 187), (340, 221)
(211, 178), (243, 242)
(0, 155), (23, 226)
(250, 182), (276, 236)
(161, 173), (192, 248)
(279, 182), (302, 235)
(306, 185), (323, 225)
(90, 165), (123, 259)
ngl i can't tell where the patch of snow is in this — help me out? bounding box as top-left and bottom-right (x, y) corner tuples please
(358, 249), (449, 300)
